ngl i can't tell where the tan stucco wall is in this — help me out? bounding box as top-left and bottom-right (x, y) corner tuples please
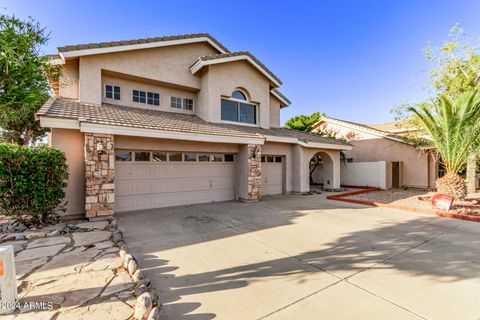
(77, 42), (218, 105)
(59, 59), (79, 99)
(315, 121), (433, 188)
(269, 96), (281, 128)
(101, 75), (197, 114)
(50, 128), (85, 216)
(197, 60), (271, 128)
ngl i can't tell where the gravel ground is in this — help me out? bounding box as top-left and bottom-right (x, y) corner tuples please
(345, 189), (480, 215)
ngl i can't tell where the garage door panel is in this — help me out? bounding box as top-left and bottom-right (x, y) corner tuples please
(116, 160), (235, 212)
(117, 166), (133, 180)
(262, 162), (283, 196)
(117, 183), (134, 196)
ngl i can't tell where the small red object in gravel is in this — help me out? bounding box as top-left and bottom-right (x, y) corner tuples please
(432, 194), (454, 211)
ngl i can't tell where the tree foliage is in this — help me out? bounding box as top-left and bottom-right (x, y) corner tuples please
(0, 143), (69, 223)
(408, 90), (480, 174)
(391, 24), (480, 142)
(0, 14), (60, 145)
(284, 111), (323, 132)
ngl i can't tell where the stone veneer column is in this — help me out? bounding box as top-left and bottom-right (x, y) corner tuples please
(241, 144), (262, 202)
(84, 133), (115, 219)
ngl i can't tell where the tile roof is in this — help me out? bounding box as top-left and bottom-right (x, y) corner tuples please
(38, 97), (348, 147)
(316, 116), (411, 144)
(58, 33), (230, 54)
(193, 51), (283, 86)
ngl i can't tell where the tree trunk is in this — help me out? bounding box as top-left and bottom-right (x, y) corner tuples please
(466, 153), (477, 195)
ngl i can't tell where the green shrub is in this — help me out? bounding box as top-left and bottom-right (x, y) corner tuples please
(0, 143), (69, 222)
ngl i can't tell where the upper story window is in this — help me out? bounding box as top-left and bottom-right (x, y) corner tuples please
(171, 97), (194, 111)
(133, 90), (159, 106)
(105, 85), (120, 100)
(221, 89), (257, 125)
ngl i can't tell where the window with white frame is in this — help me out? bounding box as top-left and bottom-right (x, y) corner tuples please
(133, 90), (159, 106)
(105, 85), (121, 100)
(221, 90), (257, 125)
(171, 96), (194, 110)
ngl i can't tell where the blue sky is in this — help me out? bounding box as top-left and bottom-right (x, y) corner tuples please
(2, 0), (480, 125)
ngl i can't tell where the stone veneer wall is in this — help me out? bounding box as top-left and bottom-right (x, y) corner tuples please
(84, 133), (115, 218)
(247, 144), (262, 201)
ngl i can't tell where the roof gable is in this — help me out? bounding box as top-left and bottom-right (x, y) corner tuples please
(190, 51), (282, 87)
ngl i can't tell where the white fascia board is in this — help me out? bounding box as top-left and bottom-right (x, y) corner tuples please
(80, 122), (265, 145)
(59, 37), (226, 59)
(39, 117), (80, 129)
(270, 90), (290, 107)
(264, 135), (351, 150)
(190, 55), (281, 87)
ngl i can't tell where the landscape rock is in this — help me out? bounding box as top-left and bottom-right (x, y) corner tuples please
(15, 244), (65, 262)
(134, 292), (153, 320)
(135, 284), (148, 297)
(15, 234), (27, 241)
(27, 236), (70, 249)
(112, 231), (123, 244)
(119, 248), (127, 258)
(127, 258), (138, 275)
(72, 230), (111, 247)
(149, 290), (159, 306)
(132, 269), (143, 282)
(124, 254), (134, 268)
(147, 306), (161, 320)
(26, 232), (45, 240)
(138, 278), (150, 287)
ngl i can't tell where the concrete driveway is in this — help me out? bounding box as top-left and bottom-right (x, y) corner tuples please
(119, 192), (480, 320)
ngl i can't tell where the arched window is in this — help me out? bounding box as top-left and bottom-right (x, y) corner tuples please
(231, 90), (247, 100)
(221, 89), (257, 125)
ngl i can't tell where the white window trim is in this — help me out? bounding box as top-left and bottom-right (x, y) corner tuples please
(105, 84), (121, 100)
(221, 97), (259, 126)
(170, 96), (194, 111)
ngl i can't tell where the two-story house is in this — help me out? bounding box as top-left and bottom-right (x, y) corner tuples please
(37, 33), (351, 219)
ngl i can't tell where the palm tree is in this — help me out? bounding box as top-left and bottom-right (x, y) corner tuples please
(409, 90), (480, 199)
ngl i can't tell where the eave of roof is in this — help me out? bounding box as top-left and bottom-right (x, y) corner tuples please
(38, 97), (349, 149)
(57, 33), (229, 60)
(271, 89), (291, 108)
(190, 51), (282, 87)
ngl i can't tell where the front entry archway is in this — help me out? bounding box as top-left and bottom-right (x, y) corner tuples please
(309, 151), (335, 189)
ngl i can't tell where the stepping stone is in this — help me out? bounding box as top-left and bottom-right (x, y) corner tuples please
(94, 240), (114, 250)
(101, 272), (133, 298)
(73, 231), (111, 247)
(2, 240), (26, 253)
(16, 257), (48, 279)
(27, 236), (70, 249)
(82, 253), (123, 272)
(56, 297), (133, 320)
(29, 247), (100, 280)
(76, 221), (108, 230)
(22, 270), (113, 310)
(15, 244), (65, 262)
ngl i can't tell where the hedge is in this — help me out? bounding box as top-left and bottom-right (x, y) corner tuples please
(0, 143), (69, 222)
